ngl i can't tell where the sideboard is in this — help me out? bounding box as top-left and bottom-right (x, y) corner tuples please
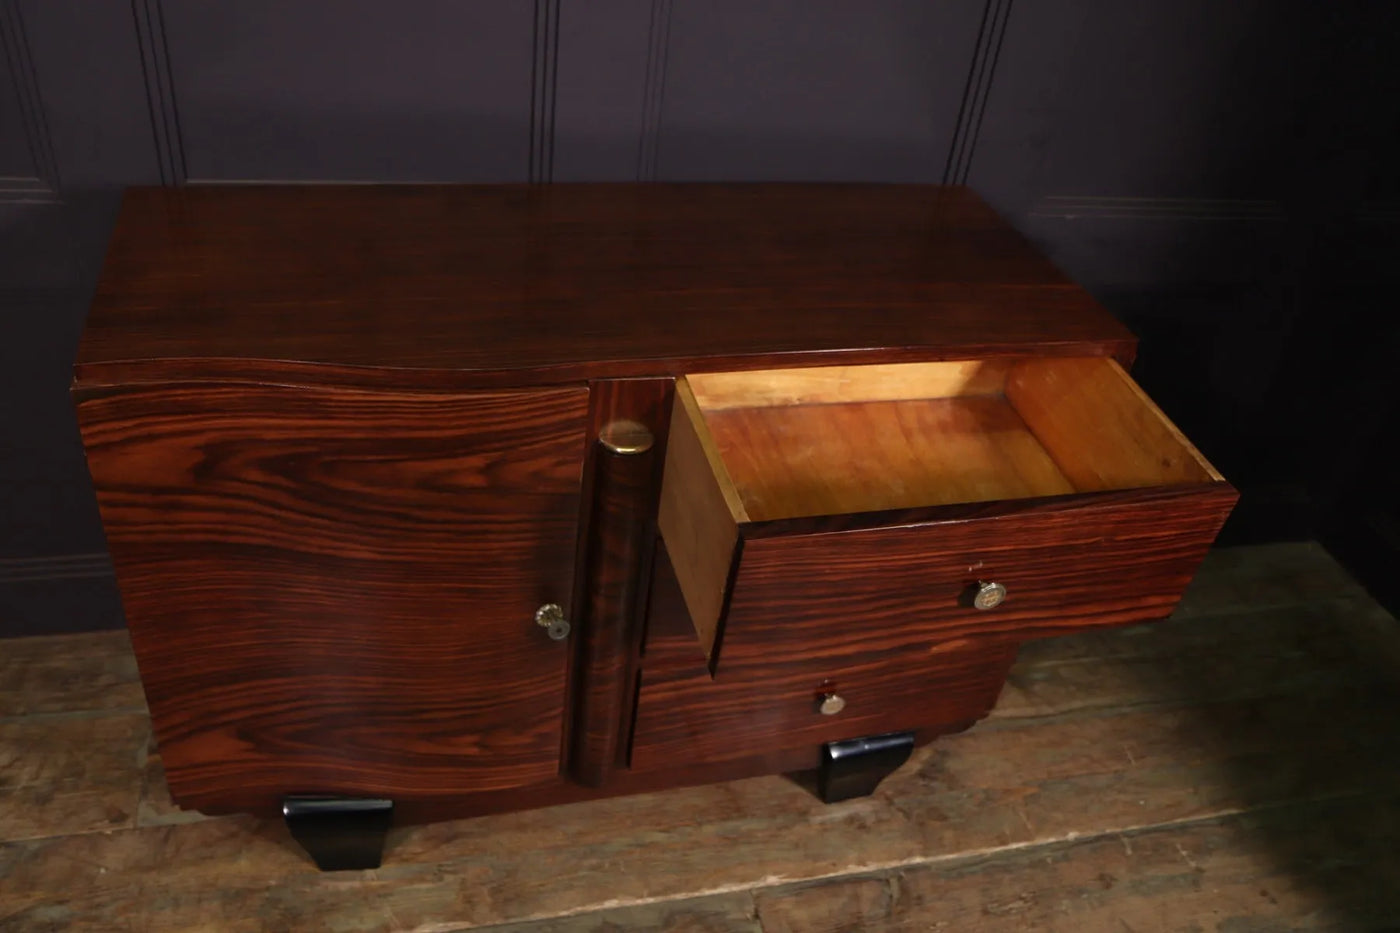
(72, 184), (1236, 869)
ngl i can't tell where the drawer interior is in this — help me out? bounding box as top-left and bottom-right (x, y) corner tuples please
(657, 356), (1226, 663)
(679, 356), (1221, 522)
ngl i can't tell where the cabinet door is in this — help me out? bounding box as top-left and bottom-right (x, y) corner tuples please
(77, 383), (589, 811)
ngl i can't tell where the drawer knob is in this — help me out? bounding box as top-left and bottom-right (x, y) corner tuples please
(535, 603), (571, 641)
(818, 693), (847, 716)
(598, 420), (654, 455)
(973, 581), (1007, 610)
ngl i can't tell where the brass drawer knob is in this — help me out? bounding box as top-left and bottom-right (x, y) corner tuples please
(598, 419), (654, 455)
(818, 693), (846, 716)
(535, 603), (571, 641)
(973, 581), (1007, 610)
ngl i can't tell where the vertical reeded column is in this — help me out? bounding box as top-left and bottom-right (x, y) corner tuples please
(569, 379), (671, 786)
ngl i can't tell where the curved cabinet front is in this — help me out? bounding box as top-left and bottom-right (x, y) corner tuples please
(76, 381), (590, 813)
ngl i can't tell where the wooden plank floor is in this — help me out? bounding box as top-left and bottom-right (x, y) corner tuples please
(3, 542), (1399, 931)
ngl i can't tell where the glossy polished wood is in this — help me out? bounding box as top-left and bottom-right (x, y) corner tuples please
(633, 624), (1017, 768)
(684, 359), (1015, 411)
(680, 356), (1219, 524)
(1005, 356), (1222, 489)
(569, 379), (671, 786)
(629, 544), (1005, 770)
(71, 183), (1238, 833)
(655, 380), (745, 663)
(716, 485), (1238, 677)
(8, 544), (1397, 928)
(75, 185), (1136, 389)
(705, 396), (1076, 519)
(658, 355), (1236, 669)
(76, 382), (589, 811)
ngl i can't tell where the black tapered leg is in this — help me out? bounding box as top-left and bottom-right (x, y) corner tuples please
(817, 731), (916, 803)
(282, 796), (393, 871)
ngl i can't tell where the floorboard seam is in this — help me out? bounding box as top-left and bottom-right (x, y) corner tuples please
(443, 788), (1383, 931)
(981, 684), (1390, 731)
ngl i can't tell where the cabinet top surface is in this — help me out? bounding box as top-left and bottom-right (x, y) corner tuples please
(75, 184), (1134, 386)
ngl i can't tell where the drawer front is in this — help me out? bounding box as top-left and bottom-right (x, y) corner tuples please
(658, 357), (1237, 674)
(716, 486), (1236, 674)
(631, 637), (1017, 769)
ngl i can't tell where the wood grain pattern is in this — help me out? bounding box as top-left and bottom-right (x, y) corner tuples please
(704, 396), (1076, 521)
(67, 184), (1251, 836)
(714, 485), (1238, 676)
(74, 185), (1137, 389)
(0, 630), (143, 716)
(480, 894), (762, 932)
(642, 540), (734, 678)
(752, 798), (1400, 932)
(684, 359), (1012, 410)
(181, 540), (1359, 820)
(631, 548), (1008, 771)
(656, 382), (744, 663)
(569, 379), (671, 786)
(0, 714), (148, 841)
(76, 382), (590, 810)
(1007, 356), (1221, 489)
(658, 355), (1236, 674)
(3, 544), (1394, 930)
(631, 630), (1015, 769)
(677, 355), (1222, 526)
(7, 542), (1398, 929)
(997, 597), (1400, 723)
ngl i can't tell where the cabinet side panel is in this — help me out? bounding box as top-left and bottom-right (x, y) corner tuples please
(77, 383), (589, 810)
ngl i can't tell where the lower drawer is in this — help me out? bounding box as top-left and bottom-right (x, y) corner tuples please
(630, 638), (1017, 769)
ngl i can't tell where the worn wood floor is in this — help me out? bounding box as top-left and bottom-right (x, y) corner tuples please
(2, 542), (1399, 931)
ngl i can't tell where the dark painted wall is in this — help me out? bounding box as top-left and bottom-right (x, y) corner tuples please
(2, 0), (1396, 634)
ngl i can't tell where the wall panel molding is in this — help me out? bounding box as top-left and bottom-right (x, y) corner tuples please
(635, 0), (672, 181)
(657, 2), (982, 182)
(1030, 196), (1285, 222)
(0, 174), (55, 203)
(943, 0), (1013, 185)
(0, 0), (59, 193)
(529, 0), (561, 183)
(0, 556), (124, 636)
(132, 0), (185, 185)
(163, 3), (532, 184)
(0, 553), (113, 584)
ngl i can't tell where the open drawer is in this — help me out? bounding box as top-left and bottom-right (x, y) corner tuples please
(656, 356), (1237, 676)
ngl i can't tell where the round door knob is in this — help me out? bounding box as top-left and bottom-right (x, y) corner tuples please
(973, 581), (1007, 611)
(818, 693), (846, 716)
(535, 603), (571, 641)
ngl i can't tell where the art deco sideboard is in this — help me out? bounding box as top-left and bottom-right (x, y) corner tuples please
(72, 184), (1236, 869)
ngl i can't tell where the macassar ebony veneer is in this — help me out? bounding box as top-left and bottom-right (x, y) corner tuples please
(73, 184), (1236, 869)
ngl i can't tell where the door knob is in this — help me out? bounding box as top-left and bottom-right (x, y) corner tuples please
(535, 603), (570, 641)
(973, 581), (1006, 610)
